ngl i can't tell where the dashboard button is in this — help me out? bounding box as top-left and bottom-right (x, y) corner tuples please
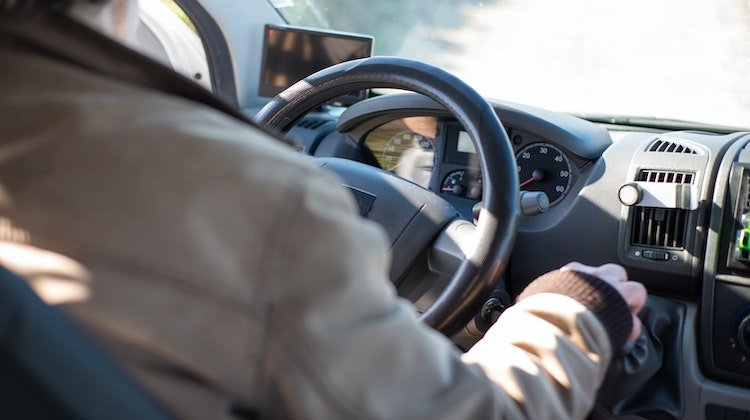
(642, 250), (669, 261)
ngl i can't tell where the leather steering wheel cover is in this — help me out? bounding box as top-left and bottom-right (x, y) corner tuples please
(255, 57), (520, 335)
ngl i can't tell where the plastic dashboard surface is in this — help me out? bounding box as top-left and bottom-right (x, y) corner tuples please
(286, 93), (722, 293)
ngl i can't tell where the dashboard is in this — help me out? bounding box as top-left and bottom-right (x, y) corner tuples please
(285, 92), (750, 418)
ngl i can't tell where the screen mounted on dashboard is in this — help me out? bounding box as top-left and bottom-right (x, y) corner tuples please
(444, 124), (480, 166)
(259, 25), (374, 102)
(457, 131), (477, 154)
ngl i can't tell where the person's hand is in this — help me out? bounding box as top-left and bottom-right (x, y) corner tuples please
(561, 262), (646, 345)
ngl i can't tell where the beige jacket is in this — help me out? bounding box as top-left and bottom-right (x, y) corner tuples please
(0, 14), (613, 420)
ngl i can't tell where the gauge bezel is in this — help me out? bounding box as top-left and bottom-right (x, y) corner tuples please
(515, 142), (573, 206)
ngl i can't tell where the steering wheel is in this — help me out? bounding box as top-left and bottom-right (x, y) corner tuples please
(254, 57), (519, 336)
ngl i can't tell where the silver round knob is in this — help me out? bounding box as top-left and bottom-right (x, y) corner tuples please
(618, 183), (642, 206)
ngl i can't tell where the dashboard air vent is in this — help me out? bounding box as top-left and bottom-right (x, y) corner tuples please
(647, 138), (698, 154)
(631, 207), (687, 249)
(637, 170), (694, 184)
(630, 169), (693, 250)
(296, 119), (328, 130)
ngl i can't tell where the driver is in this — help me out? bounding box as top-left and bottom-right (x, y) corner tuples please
(0, 0), (646, 419)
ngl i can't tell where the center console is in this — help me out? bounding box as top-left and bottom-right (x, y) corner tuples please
(704, 141), (750, 388)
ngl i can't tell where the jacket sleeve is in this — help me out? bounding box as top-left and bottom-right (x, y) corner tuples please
(258, 166), (622, 420)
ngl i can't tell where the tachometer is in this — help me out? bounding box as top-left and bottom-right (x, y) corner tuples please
(364, 117), (439, 189)
(515, 143), (572, 206)
(378, 130), (435, 188)
(380, 130), (435, 171)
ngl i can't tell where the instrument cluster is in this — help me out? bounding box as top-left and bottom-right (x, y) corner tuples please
(363, 117), (581, 211)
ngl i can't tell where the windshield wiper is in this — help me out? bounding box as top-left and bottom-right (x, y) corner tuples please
(569, 113), (749, 135)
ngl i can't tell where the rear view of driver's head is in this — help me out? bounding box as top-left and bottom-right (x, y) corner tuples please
(0, 0), (139, 44)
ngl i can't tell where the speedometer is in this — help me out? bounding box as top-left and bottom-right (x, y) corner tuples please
(515, 142), (572, 206)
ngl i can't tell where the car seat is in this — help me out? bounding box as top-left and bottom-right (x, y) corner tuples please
(0, 265), (172, 420)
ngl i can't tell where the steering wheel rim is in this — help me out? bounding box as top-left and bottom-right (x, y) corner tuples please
(254, 56), (519, 335)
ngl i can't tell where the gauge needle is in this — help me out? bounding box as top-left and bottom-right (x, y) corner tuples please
(519, 169), (545, 188)
(519, 177), (535, 188)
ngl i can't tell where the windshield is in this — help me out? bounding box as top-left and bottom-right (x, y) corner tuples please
(272, 0), (749, 129)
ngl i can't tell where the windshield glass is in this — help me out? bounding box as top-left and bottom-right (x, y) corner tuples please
(272, 0), (749, 129)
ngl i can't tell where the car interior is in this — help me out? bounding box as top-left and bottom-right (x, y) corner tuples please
(3, 0), (750, 419)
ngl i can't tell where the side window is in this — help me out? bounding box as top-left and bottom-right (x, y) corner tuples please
(135, 0), (212, 90)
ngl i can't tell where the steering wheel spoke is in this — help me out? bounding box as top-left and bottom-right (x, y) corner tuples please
(429, 219), (478, 276)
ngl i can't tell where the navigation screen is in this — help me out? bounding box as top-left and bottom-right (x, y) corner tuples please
(259, 25), (373, 100)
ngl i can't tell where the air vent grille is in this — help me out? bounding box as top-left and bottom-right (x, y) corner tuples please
(296, 119), (328, 129)
(631, 207), (688, 249)
(647, 138), (698, 154)
(630, 169), (693, 249)
(637, 170), (694, 184)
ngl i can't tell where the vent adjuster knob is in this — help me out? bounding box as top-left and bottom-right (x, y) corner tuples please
(618, 183), (643, 206)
